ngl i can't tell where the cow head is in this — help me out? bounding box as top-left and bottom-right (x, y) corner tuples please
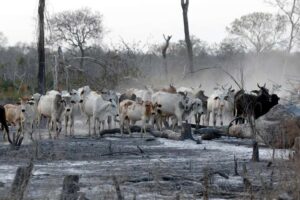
(61, 96), (73, 113)
(19, 97), (31, 113)
(101, 89), (118, 105)
(178, 92), (192, 111)
(191, 99), (203, 114)
(144, 101), (156, 116)
(79, 86), (91, 103)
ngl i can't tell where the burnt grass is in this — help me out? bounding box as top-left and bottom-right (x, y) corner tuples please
(0, 129), (295, 200)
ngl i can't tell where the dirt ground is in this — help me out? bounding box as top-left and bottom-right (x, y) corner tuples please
(0, 119), (294, 200)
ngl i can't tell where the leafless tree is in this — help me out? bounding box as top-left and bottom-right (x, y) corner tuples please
(267, 0), (300, 52)
(37, 0), (46, 94)
(162, 34), (172, 78)
(226, 12), (287, 53)
(48, 8), (104, 69)
(181, 0), (194, 74)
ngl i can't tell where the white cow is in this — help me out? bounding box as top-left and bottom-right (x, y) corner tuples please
(206, 86), (235, 126)
(25, 93), (41, 139)
(152, 91), (192, 130)
(37, 90), (66, 138)
(61, 91), (78, 136)
(119, 99), (155, 136)
(79, 86), (118, 136)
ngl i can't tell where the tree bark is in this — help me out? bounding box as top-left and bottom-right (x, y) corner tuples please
(37, 0), (45, 94)
(162, 35), (172, 78)
(57, 46), (66, 90)
(181, 0), (194, 74)
(79, 46), (85, 69)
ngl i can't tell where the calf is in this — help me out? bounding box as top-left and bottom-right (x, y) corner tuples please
(61, 91), (77, 136)
(119, 100), (155, 136)
(4, 97), (29, 137)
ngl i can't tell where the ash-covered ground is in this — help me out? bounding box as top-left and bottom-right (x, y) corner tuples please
(0, 120), (292, 200)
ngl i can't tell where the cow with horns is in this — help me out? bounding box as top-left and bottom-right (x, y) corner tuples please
(233, 83), (280, 124)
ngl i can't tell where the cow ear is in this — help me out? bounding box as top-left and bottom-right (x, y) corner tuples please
(251, 90), (259, 94)
(80, 90), (84, 95)
(16, 101), (21, 105)
(224, 96), (229, 101)
(214, 96), (219, 100)
(231, 89), (235, 93)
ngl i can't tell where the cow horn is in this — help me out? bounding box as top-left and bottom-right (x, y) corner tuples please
(199, 84), (202, 88)
(263, 83), (266, 87)
(257, 83), (261, 88)
(222, 86), (225, 90)
(229, 85), (232, 90)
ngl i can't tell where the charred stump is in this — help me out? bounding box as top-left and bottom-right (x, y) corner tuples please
(8, 161), (33, 200)
(60, 175), (84, 200)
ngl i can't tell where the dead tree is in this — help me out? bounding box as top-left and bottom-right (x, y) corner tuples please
(8, 161), (33, 200)
(37, 0), (45, 94)
(181, 0), (194, 74)
(162, 34), (172, 78)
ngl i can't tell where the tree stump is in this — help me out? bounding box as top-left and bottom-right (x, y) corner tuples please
(60, 175), (80, 200)
(9, 161), (33, 200)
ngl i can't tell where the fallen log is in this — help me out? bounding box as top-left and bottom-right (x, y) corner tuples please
(99, 123), (201, 143)
(193, 128), (227, 140)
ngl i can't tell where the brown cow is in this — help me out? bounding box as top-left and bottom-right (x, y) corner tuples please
(160, 84), (177, 94)
(4, 97), (29, 136)
(119, 99), (155, 136)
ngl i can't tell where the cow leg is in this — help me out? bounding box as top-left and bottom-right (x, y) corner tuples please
(65, 116), (68, 136)
(220, 112), (223, 126)
(107, 116), (112, 129)
(70, 115), (74, 136)
(47, 118), (52, 139)
(92, 116), (97, 136)
(205, 111), (210, 126)
(101, 120), (105, 131)
(87, 117), (91, 136)
(212, 111), (217, 127)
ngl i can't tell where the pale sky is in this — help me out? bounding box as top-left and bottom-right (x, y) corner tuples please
(0, 0), (277, 46)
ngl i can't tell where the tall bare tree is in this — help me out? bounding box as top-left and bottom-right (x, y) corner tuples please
(226, 12), (287, 53)
(181, 0), (194, 74)
(37, 0), (45, 94)
(48, 8), (104, 69)
(267, 0), (300, 52)
(162, 34), (172, 78)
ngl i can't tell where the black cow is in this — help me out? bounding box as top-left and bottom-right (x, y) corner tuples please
(234, 84), (279, 124)
(0, 105), (10, 141)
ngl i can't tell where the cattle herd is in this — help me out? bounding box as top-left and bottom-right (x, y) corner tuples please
(0, 83), (280, 142)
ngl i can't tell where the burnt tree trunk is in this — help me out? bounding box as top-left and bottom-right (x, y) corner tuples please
(162, 34), (172, 78)
(252, 140), (259, 162)
(57, 46), (66, 91)
(37, 0), (45, 94)
(181, 0), (194, 75)
(60, 175), (80, 200)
